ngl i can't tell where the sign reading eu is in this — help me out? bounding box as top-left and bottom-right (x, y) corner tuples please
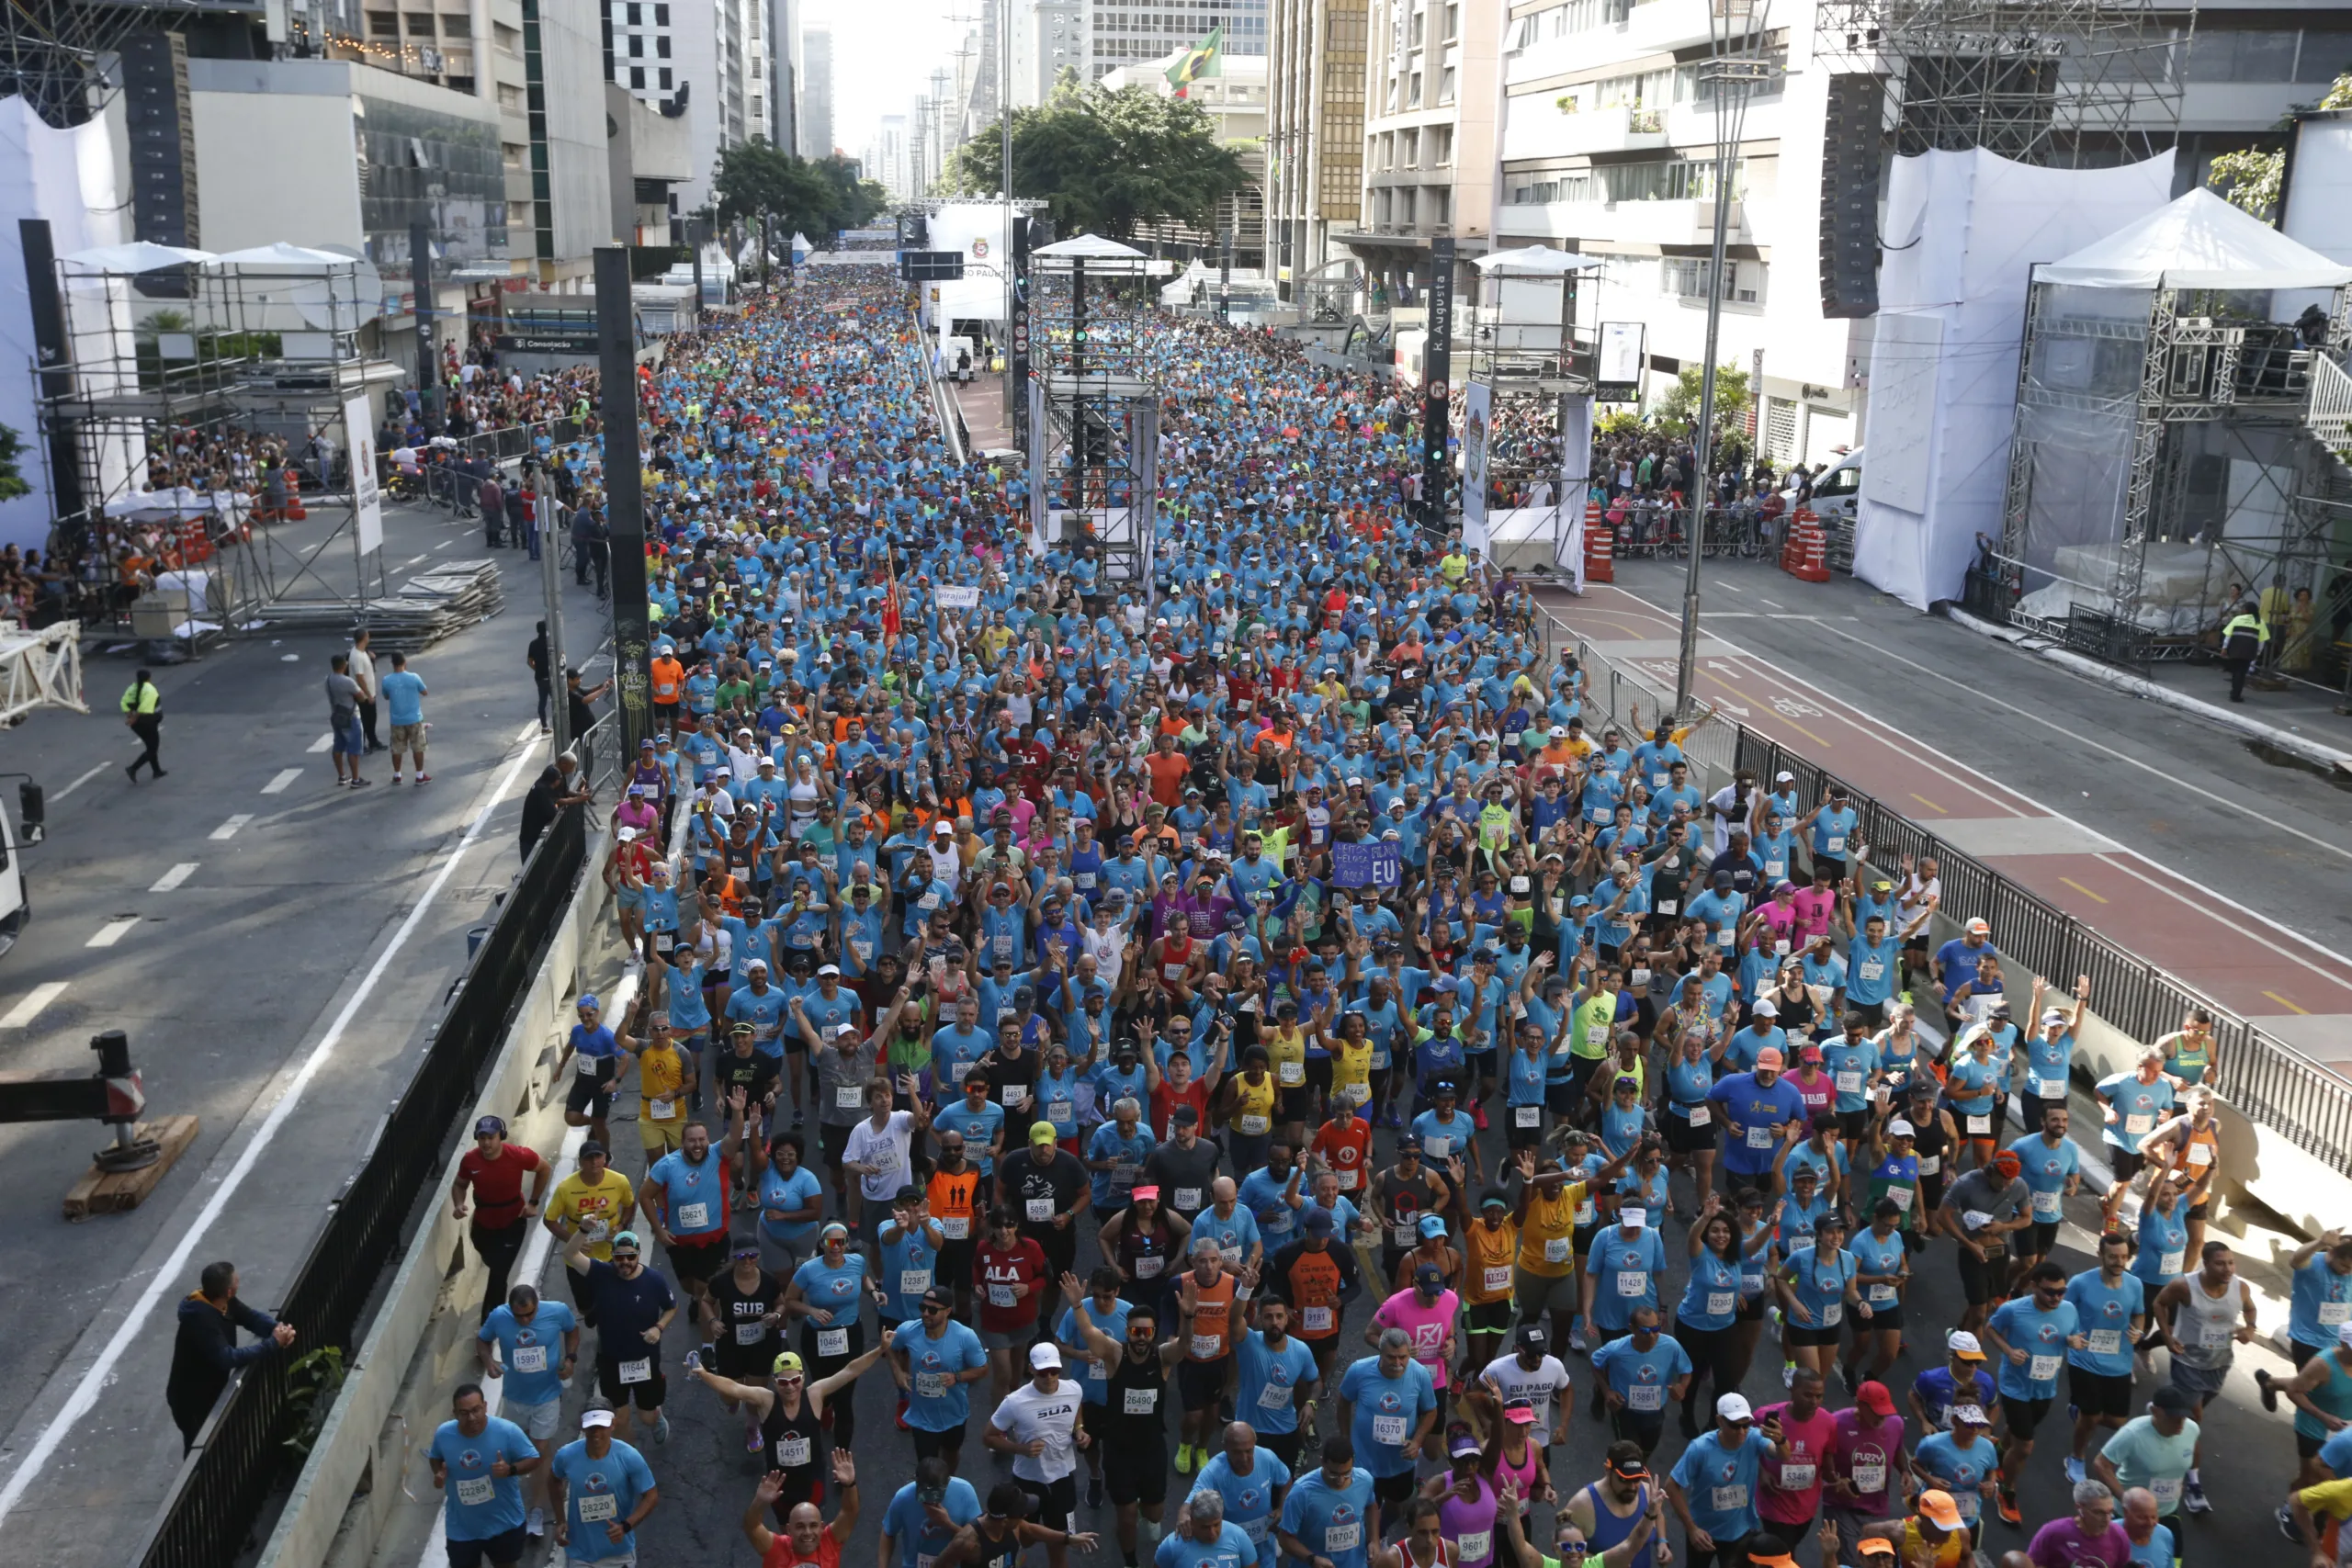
(1330, 841), (1402, 890)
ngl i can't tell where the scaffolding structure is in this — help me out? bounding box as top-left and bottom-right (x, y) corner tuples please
(1024, 240), (1160, 601)
(0, 0), (218, 127)
(1815, 0), (2185, 166)
(1994, 276), (2352, 684)
(34, 245), (404, 642)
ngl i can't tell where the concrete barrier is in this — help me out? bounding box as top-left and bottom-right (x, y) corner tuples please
(255, 820), (615, 1568)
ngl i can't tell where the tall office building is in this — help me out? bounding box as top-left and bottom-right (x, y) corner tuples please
(603, 0), (754, 212)
(801, 23), (834, 155)
(1086, 0), (1267, 80)
(869, 114), (910, 198)
(1266, 0), (1365, 296)
(769, 0), (803, 152)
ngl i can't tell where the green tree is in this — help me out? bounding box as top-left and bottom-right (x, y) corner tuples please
(711, 140), (883, 241)
(0, 423), (28, 502)
(945, 80), (1249, 241)
(2207, 71), (2352, 223)
(1652, 362), (1751, 443)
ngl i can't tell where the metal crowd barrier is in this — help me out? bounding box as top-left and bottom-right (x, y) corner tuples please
(137, 800), (594, 1568)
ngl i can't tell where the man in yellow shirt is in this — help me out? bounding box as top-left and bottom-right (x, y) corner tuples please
(627, 1013), (695, 1160)
(544, 1142), (638, 1263)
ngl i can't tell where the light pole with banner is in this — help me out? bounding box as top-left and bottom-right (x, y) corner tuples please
(1420, 236), (1454, 535)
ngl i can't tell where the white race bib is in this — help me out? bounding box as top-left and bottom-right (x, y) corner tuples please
(1326, 1524), (1363, 1551)
(576, 1492), (619, 1523)
(1136, 1256), (1164, 1279)
(1371, 1414), (1408, 1445)
(2028, 1353), (2062, 1382)
(1965, 1114), (1992, 1136)
(837, 1086), (865, 1110)
(1458, 1530), (1492, 1562)
(1002, 1084), (1030, 1109)
(650, 1097), (675, 1121)
(1687, 1104), (1710, 1127)
(1836, 1071), (1863, 1094)
(1484, 1265), (1512, 1293)
(1710, 1483), (1747, 1512)
(1544, 1236), (1571, 1264)
(777, 1434), (813, 1467)
(1278, 1061), (1306, 1086)
(1423, 1135), (1451, 1158)
(1826, 836), (1846, 853)
(2125, 1111), (2155, 1137)
(456, 1475), (497, 1506)
(1392, 1223), (1418, 1247)
(916, 1371), (951, 1398)
(1240, 1113), (1272, 1135)
(1515, 1105), (1541, 1128)
(1124, 1387), (1159, 1415)
(1304, 1305), (1335, 1332)
(901, 1269), (933, 1297)
(1614, 1269), (1648, 1297)
(736, 1322), (768, 1345)
(512, 1345), (548, 1373)
(1048, 1099), (1074, 1125)
(1627, 1383), (1663, 1411)
(1746, 1124), (1775, 1150)
(1026, 1198), (1056, 1222)
(1707, 1290), (1736, 1316)
(678, 1201), (711, 1230)
(1259, 1379), (1292, 1408)
(1192, 1332), (1223, 1358)
(2160, 1249), (2185, 1276)
(1176, 1188), (1203, 1211)
(1819, 1302), (1843, 1326)
(1916, 1154), (1940, 1175)
(989, 1284), (1017, 1308)
(1851, 1461), (1886, 1494)
(2151, 1477), (2182, 1512)
(1779, 1462), (1816, 1489)
(2320, 1302), (2352, 1326)
(938, 1216), (970, 1240)
(1869, 1283), (1897, 1303)
(2087, 1329), (2122, 1355)
(2187, 1143), (2212, 1167)
(577, 1055), (602, 1077)
(2029, 1074), (2062, 1100)
(2032, 1190), (2063, 1220)
(618, 1357), (652, 1385)
(818, 1327), (849, 1356)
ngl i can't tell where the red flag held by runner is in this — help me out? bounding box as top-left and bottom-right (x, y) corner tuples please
(881, 551), (903, 640)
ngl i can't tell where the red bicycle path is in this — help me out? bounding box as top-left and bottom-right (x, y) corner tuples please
(1532, 581), (2352, 1074)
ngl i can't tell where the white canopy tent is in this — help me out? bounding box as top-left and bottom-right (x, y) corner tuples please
(59, 241), (214, 273)
(2034, 188), (2352, 290)
(203, 243), (385, 333)
(1032, 233), (1149, 263)
(1471, 245), (1608, 276)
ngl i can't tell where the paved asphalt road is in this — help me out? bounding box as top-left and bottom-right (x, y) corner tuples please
(1589, 555), (2352, 960)
(362, 1088), (2320, 1568)
(0, 485), (616, 1566)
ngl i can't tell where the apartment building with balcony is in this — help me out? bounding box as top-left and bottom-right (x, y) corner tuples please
(1337, 0), (1503, 304)
(1266, 0), (1367, 298)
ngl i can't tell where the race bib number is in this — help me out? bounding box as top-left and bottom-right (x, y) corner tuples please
(2160, 1249), (2185, 1276)
(2087, 1329), (2122, 1356)
(1048, 1098), (1075, 1125)
(989, 1285), (1017, 1308)
(1002, 1084), (1030, 1109)
(1859, 961), (1883, 981)
(2151, 1477), (2182, 1512)
(1371, 1415), (1408, 1445)
(938, 1216), (970, 1239)
(1869, 1283), (1897, 1304)
(1627, 1383), (1663, 1411)
(737, 1322), (769, 1345)
(1423, 1135), (1451, 1157)
(512, 1345), (548, 1373)
(1746, 1124), (1775, 1150)
(1394, 1224), (1419, 1247)
(1484, 1265), (1512, 1293)
(1687, 1104), (1710, 1127)
(1136, 1256), (1164, 1279)
(1089, 1359), (1109, 1381)
(1953, 1491), (1980, 1521)
(2124, 1111), (2155, 1137)
(818, 1327), (850, 1357)
(1337, 1168), (1361, 1190)
(576, 1492), (619, 1523)
(2197, 1322), (2231, 1349)
(618, 1357), (652, 1385)
(2320, 1302), (2352, 1326)
(1304, 1306), (1335, 1332)
(1710, 1484), (1747, 1513)
(1835, 1071), (1864, 1095)
(1240, 1113), (1272, 1135)
(1615, 1269), (1648, 1298)
(678, 1201), (711, 1231)
(1259, 1379), (1292, 1408)
(1544, 1236), (1571, 1264)
(2029, 1074), (2062, 1100)
(1176, 1188), (1203, 1211)
(2029, 1353), (2062, 1382)
(456, 1475), (496, 1506)
(1326, 1525), (1363, 1552)
(1851, 1461), (1886, 1494)
(1780, 1462), (1816, 1489)
(1965, 1114), (1992, 1136)
(1826, 836), (1846, 853)
(2032, 1190), (2063, 1220)
(1027, 1198), (1056, 1222)
(1915, 1154), (1940, 1175)
(2187, 1143), (2211, 1167)
(1706, 1290), (1736, 1317)
(1889, 1187), (1913, 1210)
(650, 1097), (675, 1121)
(837, 1086), (865, 1110)
(900, 1269), (933, 1298)
(777, 1434), (813, 1467)
(1124, 1387), (1159, 1415)
(1458, 1530), (1492, 1562)
(1278, 1061), (1306, 1086)
(1819, 1303), (1842, 1326)
(916, 1371), (951, 1398)
(1244, 1518), (1271, 1544)
(1192, 1333), (1223, 1358)
(1657, 900), (1678, 916)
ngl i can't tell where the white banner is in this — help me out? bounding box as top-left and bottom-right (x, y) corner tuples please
(1558, 393), (1595, 588)
(1461, 380), (1492, 548)
(344, 394), (382, 557)
(935, 584), (981, 609)
(1026, 375), (1047, 552)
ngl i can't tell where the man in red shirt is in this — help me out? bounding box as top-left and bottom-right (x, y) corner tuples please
(1310, 1098), (1374, 1199)
(1143, 734), (1193, 809)
(741, 1449), (860, 1568)
(452, 1115), (550, 1324)
(975, 1205), (1049, 1405)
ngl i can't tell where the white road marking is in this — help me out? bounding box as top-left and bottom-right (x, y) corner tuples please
(404, 553), (430, 566)
(51, 763), (110, 803)
(209, 814), (254, 840)
(308, 733), (335, 753)
(85, 918), (139, 949)
(0, 983), (68, 1029)
(436, 539), (456, 549)
(262, 768), (304, 794)
(150, 863), (198, 892)
(1756, 596), (1785, 610)
(0, 719), (547, 1529)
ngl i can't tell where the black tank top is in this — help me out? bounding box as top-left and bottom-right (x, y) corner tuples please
(971, 1520), (1023, 1568)
(1910, 1110), (1950, 1161)
(1119, 1217), (1176, 1303)
(761, 1390), (828, 1480)
(1105, 1345), (1170, 1444)
(711, 1269), (786, 1371)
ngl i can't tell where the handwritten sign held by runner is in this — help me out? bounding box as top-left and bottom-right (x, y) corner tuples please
(1331, 841), (1402, 890)
(934, 585), (981, 609)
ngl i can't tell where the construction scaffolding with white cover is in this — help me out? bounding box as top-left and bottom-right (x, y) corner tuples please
(1024, 236), (1159, 601)
(30, 240), (406, 642)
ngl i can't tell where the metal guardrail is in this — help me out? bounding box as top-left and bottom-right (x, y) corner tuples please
(1731, 728), (2352, 1171)
(396, 415), (599, 506)
(137, 798), (593, 1568)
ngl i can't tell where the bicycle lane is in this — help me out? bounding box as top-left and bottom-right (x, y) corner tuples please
(1533, 582), (2352, 1072)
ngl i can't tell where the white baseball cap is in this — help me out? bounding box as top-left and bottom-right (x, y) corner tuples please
(1717, 1393), (1753, 1422)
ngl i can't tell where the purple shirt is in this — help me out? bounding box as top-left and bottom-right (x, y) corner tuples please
(2026, 1517), (2131, 1568)
(1827, 1406), (1906, 1517)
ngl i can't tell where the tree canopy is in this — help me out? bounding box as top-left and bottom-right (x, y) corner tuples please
(944, 76), (1250, 241)
(712, 141), (888, 237)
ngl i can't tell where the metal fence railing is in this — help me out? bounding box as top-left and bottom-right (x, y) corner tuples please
(1730, 728), (2352, 1171)
(393, 416), (599, 512)
(137, 801), (592, 1568)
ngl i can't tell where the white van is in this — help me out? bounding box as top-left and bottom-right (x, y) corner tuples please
(1803, 447), (1863, 525)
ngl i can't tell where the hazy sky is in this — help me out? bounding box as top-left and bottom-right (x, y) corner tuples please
(823, 0), (978, 159)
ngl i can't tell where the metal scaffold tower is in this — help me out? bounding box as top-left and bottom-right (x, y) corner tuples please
(0, 0), (217, 127)
(1023, 235), (1160, 601)
(1816, 0), (2184, 166)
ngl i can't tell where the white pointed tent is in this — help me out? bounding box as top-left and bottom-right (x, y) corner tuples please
(202, 243), (385, 333)
(1471, 244), (1606, 276)
(2034, 187), (2352, 290)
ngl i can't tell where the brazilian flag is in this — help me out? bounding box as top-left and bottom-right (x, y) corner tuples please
(1166, 24), (1225, 94)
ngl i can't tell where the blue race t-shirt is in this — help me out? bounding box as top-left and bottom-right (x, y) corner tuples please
(1278, 1466), (1379, 1568)
(379, 669), (426, 727)
(1669, 1429), (1765, 1540)
(428, 1416), (538, 1540)
(897, 1316), (988, 1430)
(479, 1300), (578, 1408)
(549, 1436), (656, 1561)
(1336, 1355), (1437, 1476)
(881, 1476), (982, 1568)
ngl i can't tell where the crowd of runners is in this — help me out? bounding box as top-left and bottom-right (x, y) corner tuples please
(421, 260), (2352, 1568)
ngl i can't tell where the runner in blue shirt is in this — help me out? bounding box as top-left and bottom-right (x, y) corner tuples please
(880, 1463), (984, 1568)
(548, 1409), (658, 1562)
(1337, 1337), (1439, 1483)
(1189, 1429), (1295, 1568)
(1982, 1262), (2086, 1524)
(427, 1384), (542, 1562)
(2006, 1111), (2082, 1275)
(1913, 1405), (2000, 1533)
(1590, 1308), (1693, 1456)
(894, 1287), (990, 1460)
(2095, 1053), (2177, 1229)
(2018, 976), (2089, 1132)
(1667, 1395), (1774, 1552)
(2062, 1233), (2148, 1485)
(1276, 1450), (1378, 1568)
(565, 993), (625, 1147)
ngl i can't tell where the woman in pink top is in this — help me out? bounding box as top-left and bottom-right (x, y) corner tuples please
(1369, 1265), (1461, 1390)
(1479, 1401), (1551, 1534)
(1431, 1427), (1502, 1568)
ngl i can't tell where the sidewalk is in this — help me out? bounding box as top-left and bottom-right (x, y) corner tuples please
(1534, 573), (2352, 1080)
(952, 370), (1015, 452)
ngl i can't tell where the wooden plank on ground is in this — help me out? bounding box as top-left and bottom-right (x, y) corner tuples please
(62, 1115), (201, 1221)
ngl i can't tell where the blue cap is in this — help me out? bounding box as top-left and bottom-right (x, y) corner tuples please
(1417, 1213), (1447, 1239)
(577, 993), (600, 1010)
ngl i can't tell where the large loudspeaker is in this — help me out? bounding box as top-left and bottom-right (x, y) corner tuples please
(1819, 73), (1885, 320)
(122, 30), (200, 252)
